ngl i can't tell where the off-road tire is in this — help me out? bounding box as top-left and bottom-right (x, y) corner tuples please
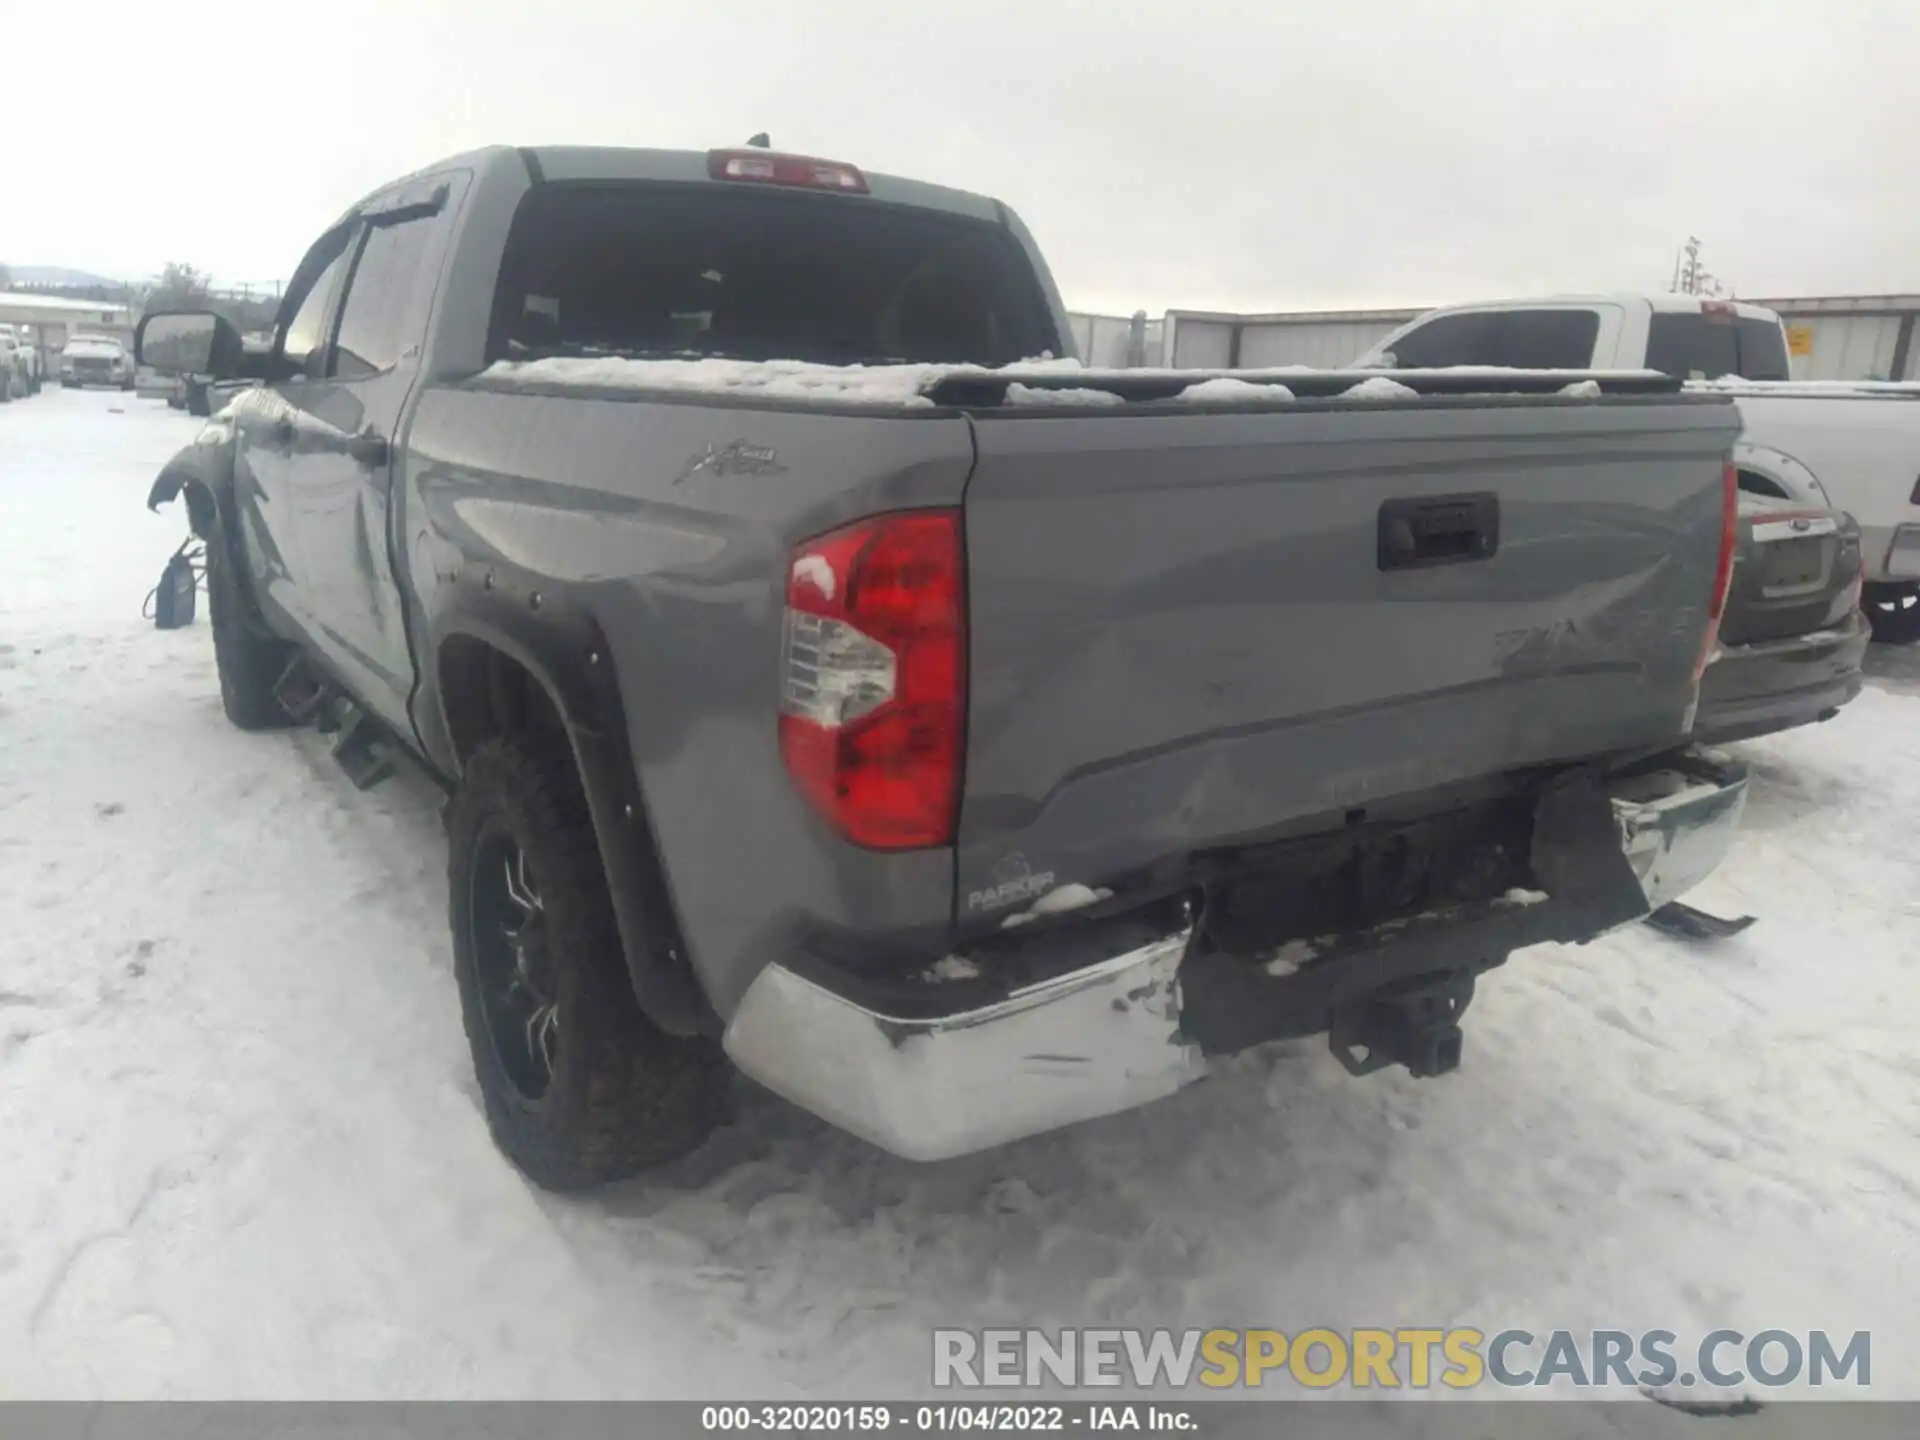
(205, 518), (292, 730)
(447, 737), (727, 1190)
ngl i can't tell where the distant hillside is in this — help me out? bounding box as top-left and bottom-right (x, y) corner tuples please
(5, 264), (146, 288)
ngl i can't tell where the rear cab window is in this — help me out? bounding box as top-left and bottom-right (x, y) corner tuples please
(1644, 311), (1790, 381)
(487, 182), (1056, 368)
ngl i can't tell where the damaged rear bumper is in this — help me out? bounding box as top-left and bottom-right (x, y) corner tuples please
(722, 747), (1749, 1162)
(723, 927), (1206, 1162)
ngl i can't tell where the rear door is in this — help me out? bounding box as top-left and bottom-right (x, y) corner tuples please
(279, 173), (466, 735)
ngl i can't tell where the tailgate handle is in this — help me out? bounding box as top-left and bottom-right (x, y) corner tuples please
(1378, 493), (1500, 571)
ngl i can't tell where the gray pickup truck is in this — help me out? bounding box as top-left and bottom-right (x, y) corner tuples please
(137, 143), (1751, 1190)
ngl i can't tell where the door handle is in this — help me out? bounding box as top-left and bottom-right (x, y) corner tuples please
(269, 419), (295, 449)
(1377, 493), (1501, 571)
(346, 429), (391, 469)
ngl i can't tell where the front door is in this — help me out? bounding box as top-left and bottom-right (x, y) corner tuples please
(230, 228), (356, 639)
(277, 175), (466, 739)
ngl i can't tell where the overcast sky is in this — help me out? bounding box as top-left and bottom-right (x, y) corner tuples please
(9, 0), (1917, 314)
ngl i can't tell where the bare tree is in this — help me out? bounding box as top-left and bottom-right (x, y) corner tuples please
(1669, 237), (1732, 298)
(144, 262), (213, 312)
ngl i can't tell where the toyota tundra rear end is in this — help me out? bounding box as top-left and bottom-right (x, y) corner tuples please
(427, 146), (1750, 1166)
(720, 368), (1748, 1159)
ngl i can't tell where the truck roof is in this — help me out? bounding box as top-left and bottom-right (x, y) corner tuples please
(1428, 293), (1783, 322)
(337, 143), (1006, 230)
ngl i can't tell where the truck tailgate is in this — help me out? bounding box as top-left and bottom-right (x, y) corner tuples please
(955, 395), (1741, 924)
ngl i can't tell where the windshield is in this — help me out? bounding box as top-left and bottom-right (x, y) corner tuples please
(488, 182), (1057, 368)
(64, 339), (124, 357)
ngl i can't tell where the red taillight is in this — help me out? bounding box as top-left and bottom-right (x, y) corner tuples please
(708, 149), (869, 194)
(779, 510), (965, 849)
(1695, 461), (1739, 681)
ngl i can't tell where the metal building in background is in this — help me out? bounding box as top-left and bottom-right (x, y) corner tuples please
(1752, 295), (1920, 381)
(1067, 310), (1164, 368)
(1068, 295), (1920, 380)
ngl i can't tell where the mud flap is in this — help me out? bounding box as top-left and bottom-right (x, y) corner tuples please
(1643, 900), (1757, 941)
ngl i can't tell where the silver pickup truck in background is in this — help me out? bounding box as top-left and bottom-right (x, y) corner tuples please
(136, 143), (1749, 1190)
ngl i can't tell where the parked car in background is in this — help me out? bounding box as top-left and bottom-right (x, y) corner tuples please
(1691, 378), (1920, 644)
(1353, 295), (1920, 643)
(1695, 493), (1868, 744)
(136, 142), (1751, 1191)
(61, 335), (137, 389)
(0, 323), (44, 396)
(0, 329), (24, 401)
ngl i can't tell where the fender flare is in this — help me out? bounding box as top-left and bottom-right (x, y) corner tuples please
(147, 416), (278, 634)
(1730, 440), (1831, 509)
(147, 416), (239, 537)
(431, 603), (719, 1039)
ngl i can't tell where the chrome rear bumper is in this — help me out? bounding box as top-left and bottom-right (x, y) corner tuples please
(1611, 757), (1750, 913)
(724, 748), (1748, 1162)
(724, 929), (1205, 1162)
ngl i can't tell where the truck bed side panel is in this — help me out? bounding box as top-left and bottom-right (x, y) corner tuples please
(956, 397), (1742, 926)
(402, 386), (978, 1016)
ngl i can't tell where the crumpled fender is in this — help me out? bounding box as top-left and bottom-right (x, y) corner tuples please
(146, 413), (241, 537)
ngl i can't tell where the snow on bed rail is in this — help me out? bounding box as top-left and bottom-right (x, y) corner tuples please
(1176, 376), (1297, 404)
(478, 355), (954, 406)
(1342, 375), (1421, 401)
(1687, 376), (1920, 400)
(1005, 381), (1127, 408)
(476, 354), (1671, 408)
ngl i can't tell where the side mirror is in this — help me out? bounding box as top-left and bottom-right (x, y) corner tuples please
(136, 310), (244, 378)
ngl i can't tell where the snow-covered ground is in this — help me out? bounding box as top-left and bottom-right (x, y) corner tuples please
(3, 386), (1917, 1404)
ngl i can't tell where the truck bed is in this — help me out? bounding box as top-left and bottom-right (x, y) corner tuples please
(954, 389), (1741, 927)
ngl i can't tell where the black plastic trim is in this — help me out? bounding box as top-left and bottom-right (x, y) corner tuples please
(430, 593), (720, 1038)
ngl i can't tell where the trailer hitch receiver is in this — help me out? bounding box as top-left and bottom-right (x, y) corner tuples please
(1329, 972), (1476, 1079)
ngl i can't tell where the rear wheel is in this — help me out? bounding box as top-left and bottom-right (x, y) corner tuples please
(447, 737), (727, 1191)
(1865, 584), (1920, 645)
(205, 518), (293, 729)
